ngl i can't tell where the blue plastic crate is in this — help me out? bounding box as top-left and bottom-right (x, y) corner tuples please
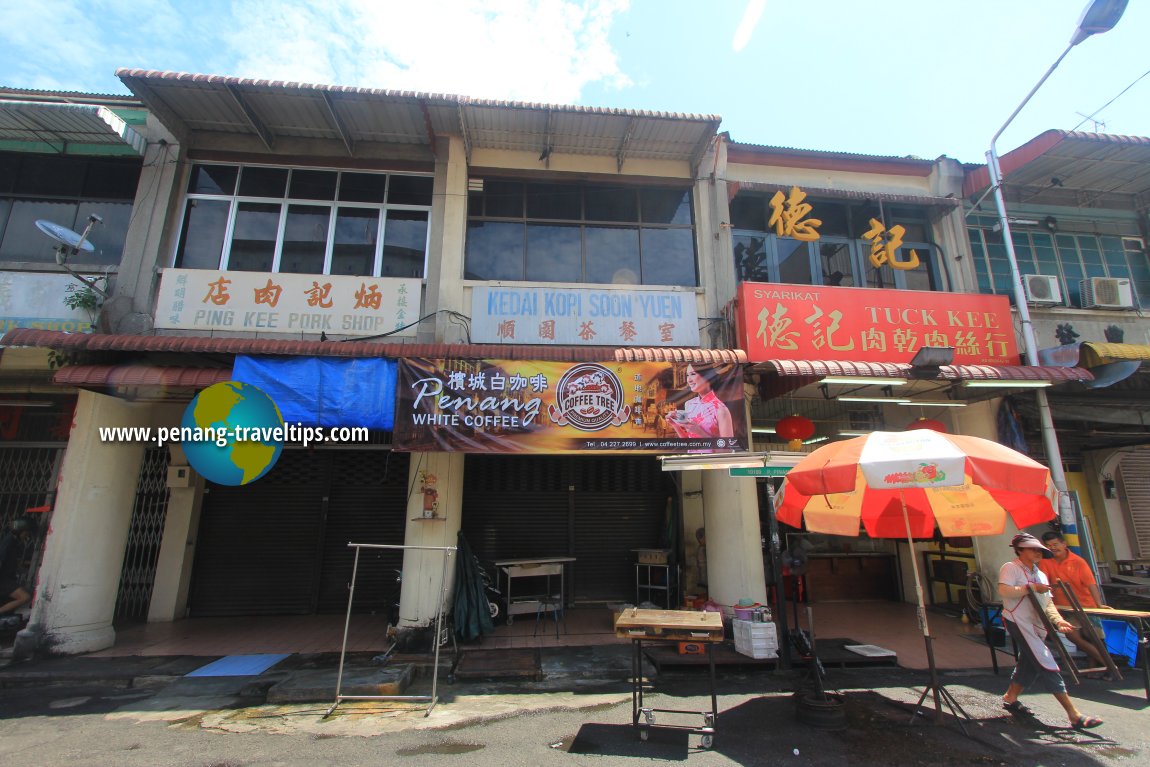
(1100, 620), (1140, 668)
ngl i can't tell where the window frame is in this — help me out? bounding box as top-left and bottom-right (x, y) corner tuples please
(173, 163), (433, 279)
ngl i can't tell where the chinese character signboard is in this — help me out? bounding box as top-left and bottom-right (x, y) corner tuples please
(470, 286), (699, 346)
(735, 283), (1019, 365)
(394, 358), (748, 454)
(154, 269), (421, 336)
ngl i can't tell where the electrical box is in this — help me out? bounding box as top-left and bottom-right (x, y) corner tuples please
(167, 465), (194, 488)
(1023, 274), (1062, 305)
(1080, 277), (1135, 310)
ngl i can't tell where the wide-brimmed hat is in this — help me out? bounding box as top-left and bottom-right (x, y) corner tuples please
(1010, 532), (1053, 557)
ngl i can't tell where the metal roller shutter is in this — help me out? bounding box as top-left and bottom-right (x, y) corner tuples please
(315, 451), (409, 614)
(462, 454), (670, 603)
(1118, 452), (1150, 557)
(189, 450), (327, 616)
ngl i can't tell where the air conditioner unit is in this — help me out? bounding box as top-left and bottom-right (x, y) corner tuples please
(1080, 277), (1135, 310)
(1023, 274), (1062, 305)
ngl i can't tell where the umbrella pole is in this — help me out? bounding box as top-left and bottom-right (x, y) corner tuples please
(900, 491), (972, 734)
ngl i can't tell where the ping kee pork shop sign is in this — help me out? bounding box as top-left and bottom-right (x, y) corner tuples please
(735, 283), (1019, 365)
(154, 269), (421, 336)
(393, 358), (748, 454)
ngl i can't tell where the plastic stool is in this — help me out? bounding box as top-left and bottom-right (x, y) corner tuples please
(534, 595), (563, 638)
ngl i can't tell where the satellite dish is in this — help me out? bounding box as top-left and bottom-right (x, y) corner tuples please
(35, 220), (96, 253)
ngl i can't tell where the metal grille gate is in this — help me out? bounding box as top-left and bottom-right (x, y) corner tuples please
(114, 447), (172, 621)
(0, 446), (63, 590)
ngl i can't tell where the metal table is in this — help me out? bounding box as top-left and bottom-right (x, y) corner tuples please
(494, 557), (575, 625)
(615, 608), (724, 748)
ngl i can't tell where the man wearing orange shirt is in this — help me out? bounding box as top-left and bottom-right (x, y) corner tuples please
(1038, 531), (1112, 674)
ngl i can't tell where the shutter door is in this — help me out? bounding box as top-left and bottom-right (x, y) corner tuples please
(315, 451), (409, 614)
(462, 454), (670, 603)
(1118, 452), (1150, 557)
(572, 457), (669, 601)
(189, 450), (327, 616)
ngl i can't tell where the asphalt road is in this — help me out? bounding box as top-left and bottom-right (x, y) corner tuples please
(1, 667), (1147, 767)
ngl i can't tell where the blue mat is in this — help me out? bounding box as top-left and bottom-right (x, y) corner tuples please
(185, 653), (290, 677)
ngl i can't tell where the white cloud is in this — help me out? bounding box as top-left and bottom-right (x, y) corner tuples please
(732, 0), (766, 53)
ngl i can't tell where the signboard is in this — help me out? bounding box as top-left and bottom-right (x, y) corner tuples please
(394, 358), (748, 454)
(0, 271), (97, 333)
(729, 466), (791, 477)
(735, 283), (1019, 365)
(470, 286), (700, 346)
(154, 268), (421, 336)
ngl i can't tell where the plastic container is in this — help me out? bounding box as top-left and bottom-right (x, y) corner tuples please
(1101, 619), (1140, 668)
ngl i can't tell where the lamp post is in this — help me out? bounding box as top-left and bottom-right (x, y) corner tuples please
(986, 0), (1127, 538)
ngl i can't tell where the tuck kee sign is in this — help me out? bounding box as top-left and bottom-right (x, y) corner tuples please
(735, 283), (1020, 365)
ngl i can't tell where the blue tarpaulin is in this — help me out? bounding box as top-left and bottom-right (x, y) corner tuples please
(232, 356), (396, 431)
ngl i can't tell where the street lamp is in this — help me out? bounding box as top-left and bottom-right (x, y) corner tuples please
(986, 0), (1127, 534)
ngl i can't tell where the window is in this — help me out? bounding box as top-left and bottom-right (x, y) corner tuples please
(967, 219), (1149, 307)
(730, 194), (940, 291)
(173, 163), (432, 278)
(464, 178), (697, 286)
(0, 152), (140, 266)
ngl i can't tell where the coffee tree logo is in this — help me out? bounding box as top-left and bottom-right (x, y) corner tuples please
(548, 363), (631, 432)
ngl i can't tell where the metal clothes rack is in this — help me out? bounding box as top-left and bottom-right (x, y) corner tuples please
(325, 542), (457, 718)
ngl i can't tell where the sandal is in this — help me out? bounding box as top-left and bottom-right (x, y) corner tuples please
(1072, 715), (1103, 730)
(1003, 700), (1035, 717)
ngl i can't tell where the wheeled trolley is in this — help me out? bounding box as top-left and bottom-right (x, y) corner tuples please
(614, 608), (724, 748)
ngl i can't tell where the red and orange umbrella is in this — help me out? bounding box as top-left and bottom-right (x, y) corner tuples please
(776, 429), (1057, 727)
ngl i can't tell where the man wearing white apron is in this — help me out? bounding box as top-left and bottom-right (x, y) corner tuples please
(998, 532), (1104, 729)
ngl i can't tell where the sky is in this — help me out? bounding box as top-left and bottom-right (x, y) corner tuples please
(0, 0), (1146, 164)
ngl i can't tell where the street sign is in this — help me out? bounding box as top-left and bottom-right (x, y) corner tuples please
(729, 466), (791, 477)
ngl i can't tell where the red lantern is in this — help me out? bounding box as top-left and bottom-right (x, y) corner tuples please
(776, 415), (815, 450)
(906, 418), (947, 433)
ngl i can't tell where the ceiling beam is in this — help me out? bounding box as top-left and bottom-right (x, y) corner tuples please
(418, 99), (438, 159)
(320, 92), (355, 156)
(615, 116), (635, 172)
(118, 78), (190, 145)
(688, 120), (722, 179)
(224, 84), (275, 151)
(457, 104), (473, 165)
(542, 108), (554, 167)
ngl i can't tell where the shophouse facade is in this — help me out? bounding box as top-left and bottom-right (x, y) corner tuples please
(3, 72), (1140, 658)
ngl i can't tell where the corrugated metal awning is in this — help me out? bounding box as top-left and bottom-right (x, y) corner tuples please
(53, 365), (232, 389)
(758, 359), (1093, 383)
(1, 328), (745, 366)
(0, 100), (146, 155)
(1079, 342), (1150, 367)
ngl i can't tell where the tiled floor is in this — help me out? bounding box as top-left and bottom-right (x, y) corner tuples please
(92, 600), (998, 671)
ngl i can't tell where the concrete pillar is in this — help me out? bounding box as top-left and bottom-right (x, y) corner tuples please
(700, 471), (767, 607)
(397, 451), (464, 627)
(679, 471), (706, 597)
(19, 391), (148, 655)
(147, 440), (205, 622)
(427, 135), (469, 343)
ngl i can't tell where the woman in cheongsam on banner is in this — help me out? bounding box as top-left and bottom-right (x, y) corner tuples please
(666, 364), (734, 440)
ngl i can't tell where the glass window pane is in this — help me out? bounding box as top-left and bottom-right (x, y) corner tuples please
(75, 201), (130, 266)
(387, 175), (433, 206)
(526, 223), (582, 282)
(776, 238), (813, 284)
(339, 172), (387, 203)
(188, 164), (238, 195)
(15, 156), (83, 196)
(584, 185), (637, 222)
(733, 234), (770, 282)
(817, 241), (855, 286)
(465, 220), (523, 280)
(279, 204), (329, 274)
(227, 202), (280, 271)
(382, 209), (427, 278)
(289, 170), (337, 201)
(640, 227), (696, 286)
(82, 160), (141, 199)
(0, 155), (18, 193)
(899, 247), (934, 291)
(526, 182), (581, 220)
(586, 226), (640, 284)
(640, 188), (691, 225)
(175, 199), (229, 269)
(729, 195), (767, 231)
(483, 180), (524, 218)
(238, 167), (288, 198)
(0, 200), (78, 263)
(816, 203), (849, 237)
(331, 208), (379, 276)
